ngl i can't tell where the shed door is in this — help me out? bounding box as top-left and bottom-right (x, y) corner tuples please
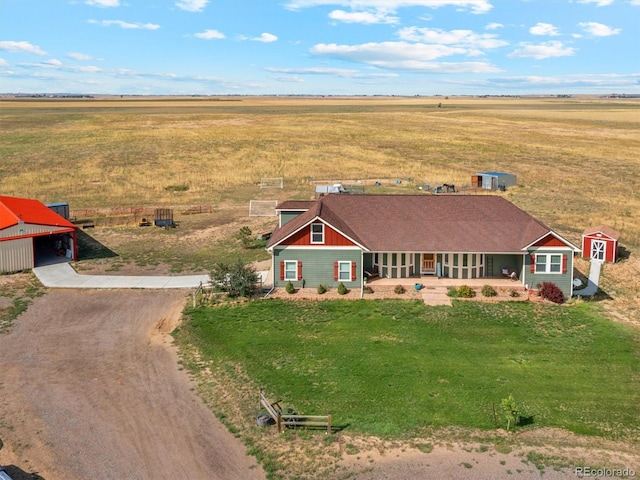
(591, 240), (606, 261)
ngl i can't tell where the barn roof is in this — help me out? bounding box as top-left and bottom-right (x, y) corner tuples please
(0, 195), (75, 230)
(582, 225), (621, 240)
(268, 194), (573, 253)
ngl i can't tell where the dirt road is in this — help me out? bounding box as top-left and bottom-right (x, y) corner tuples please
(0, 289), (265, 480)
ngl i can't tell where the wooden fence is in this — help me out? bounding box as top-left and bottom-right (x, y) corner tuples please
(259, 388), (331, 434)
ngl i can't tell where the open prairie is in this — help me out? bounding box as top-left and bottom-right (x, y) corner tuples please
(1, 95), (638, 246)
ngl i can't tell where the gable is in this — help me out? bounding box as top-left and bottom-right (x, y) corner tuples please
(280, 222), (356, 247)
(532, 233), (569, 248)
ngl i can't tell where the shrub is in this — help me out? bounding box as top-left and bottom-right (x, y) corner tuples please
(394, 285), (406, 294)
(210, 259), (259, 298)
(337, 282), (348, 295)
(509, 289), (520, 298)
(481, 285), (497, 297)
(285, 281), (296, 294)
(446, 287), (458, 297)
(363, 286), (374, 294)
(501, 394), (521, 432)
(537, 282), (565, 304)
(317, 284), (327, 294)
(457, 285), (475, 298)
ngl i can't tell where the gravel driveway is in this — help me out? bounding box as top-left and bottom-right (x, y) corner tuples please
(0, 289), (265, 480)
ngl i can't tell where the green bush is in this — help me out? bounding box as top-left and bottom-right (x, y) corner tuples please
(481, 285), (497, 297)
(394, 285), (406, 294)
(457, 285), (475, 298)
(285, 281), (296, 294)
(509, 289), (520, 298)
(446, 287), (458, 297)
(363, 286), (374, 294)
(209, 259), (259, 298)
(337, 282), (348, 295)
(317, 284), (327, 294)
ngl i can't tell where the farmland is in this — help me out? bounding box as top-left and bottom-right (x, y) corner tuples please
(1, 95), (639, 478)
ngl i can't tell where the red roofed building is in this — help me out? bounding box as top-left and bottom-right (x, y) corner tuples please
(267, 194), (581, 298)
(0, 195), (77, 273)
(581, 226), (620, 263)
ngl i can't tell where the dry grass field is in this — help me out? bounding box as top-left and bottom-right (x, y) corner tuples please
(2, 96), (639, 478)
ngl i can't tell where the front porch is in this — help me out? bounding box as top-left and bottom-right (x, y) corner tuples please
(367, 275), (524, 290)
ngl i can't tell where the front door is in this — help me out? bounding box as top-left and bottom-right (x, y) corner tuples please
(591, 240), (606, 261)
(422, 253), (435, 273)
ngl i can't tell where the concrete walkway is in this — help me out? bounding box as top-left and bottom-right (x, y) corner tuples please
(420, 286), (452, 306)
(573, 259), (602, 297)
(33, 263), (210, 289)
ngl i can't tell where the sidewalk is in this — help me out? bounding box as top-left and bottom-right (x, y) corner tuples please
(33, 263), (210, 289)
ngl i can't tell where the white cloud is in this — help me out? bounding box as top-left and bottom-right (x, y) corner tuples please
(310, 41), (501, 72)
(285, 0), (493, 15)
(194, 29), (225, 39)
(0, 58), (9, 67)
(43, 59), (63, 66)
(577, 0), (614, 6)
(485, 22), (503, 30)
(508, 41), (575, 59)
(85, 0), (120, 7)
(328, 9), (399, 23)
(266, 66), (397, 78)
(529, 23), (560, 36)
(578, 22), (621, 36)
(398, 26), (508, 49)
(175, 0), (209, 12)
(0, 41), (47, 55)
(253, 33), (278, 43)
(88, 19), (160, 30)
(68, 52), (93, 60)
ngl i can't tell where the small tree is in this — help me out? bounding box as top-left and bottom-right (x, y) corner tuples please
(237, 226), (254, 249)
(285, 280), (296, 294)
(317, 284), (327, 294)
(501, 394), (521, 432)
(337, 282), (348, 295)
(210, 259), (259, 298)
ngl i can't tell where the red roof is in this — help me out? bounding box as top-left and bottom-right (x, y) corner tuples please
(268, 194), (575, 253)
(0, 196), (75, 230)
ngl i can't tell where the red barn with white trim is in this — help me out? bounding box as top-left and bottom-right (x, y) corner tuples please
(0, 196), (77, 273)
(581, 225), (620, 263)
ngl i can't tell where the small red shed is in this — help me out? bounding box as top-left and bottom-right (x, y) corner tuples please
(582, 225), (620, 263)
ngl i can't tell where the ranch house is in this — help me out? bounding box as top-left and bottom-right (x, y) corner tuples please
(266, 194), (580, 298)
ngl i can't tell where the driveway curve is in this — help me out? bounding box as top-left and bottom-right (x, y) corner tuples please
(0, 289), (265, 480)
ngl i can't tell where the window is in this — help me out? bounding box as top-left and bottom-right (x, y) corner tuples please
(311, 223), (324, 244)
(535, 254), (564, 274)
(338, 261), (352, 281)
(284, 260), (298, 280)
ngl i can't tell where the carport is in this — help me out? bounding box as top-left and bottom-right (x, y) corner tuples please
(0, 195), (77, 273)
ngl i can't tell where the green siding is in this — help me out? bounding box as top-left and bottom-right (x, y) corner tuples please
(274, 247), (361, 288)
(522, 249), (574, 299)
(280, 211), (303, 226)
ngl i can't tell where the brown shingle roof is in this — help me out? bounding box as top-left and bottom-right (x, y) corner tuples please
(268, 194), (555, 252)
(582, 225), (621, 240)
(275, 200), (316, 211)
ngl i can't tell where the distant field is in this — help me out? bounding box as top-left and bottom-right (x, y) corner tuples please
(1, 96), (638, 247)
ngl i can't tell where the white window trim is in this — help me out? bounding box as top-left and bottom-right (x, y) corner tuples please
(284, 260), (298, 280)
(311, 223), (325, 244)
(338, 261), (352, 281)
(535, 253), (562, 274)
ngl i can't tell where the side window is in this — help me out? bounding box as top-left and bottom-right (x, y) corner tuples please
(284, 260), (297, 280)
(535, 254), (547, 273)
(338, 261), (351, 281)
(311, 223), (324, 244)
(550, 255), (562, 273)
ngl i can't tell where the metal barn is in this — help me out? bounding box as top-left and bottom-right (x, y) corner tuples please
(0, 196), (77, 273)
(472, 172), (517, 190)
(582, 225), (620, 263)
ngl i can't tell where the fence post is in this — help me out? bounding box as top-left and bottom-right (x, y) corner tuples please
(327, 411), (332, 435)
(259, 387), (263, 409)
(277, 412), (282, 433)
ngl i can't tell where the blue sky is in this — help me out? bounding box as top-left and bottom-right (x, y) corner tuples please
(1, 0), (638, 95)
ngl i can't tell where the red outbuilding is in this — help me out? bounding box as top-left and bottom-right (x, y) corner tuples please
(0, 195), (77, 273)
(581, 225), (620, 263)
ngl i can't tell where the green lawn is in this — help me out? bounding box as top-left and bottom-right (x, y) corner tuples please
(177, 299), (640, 439)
